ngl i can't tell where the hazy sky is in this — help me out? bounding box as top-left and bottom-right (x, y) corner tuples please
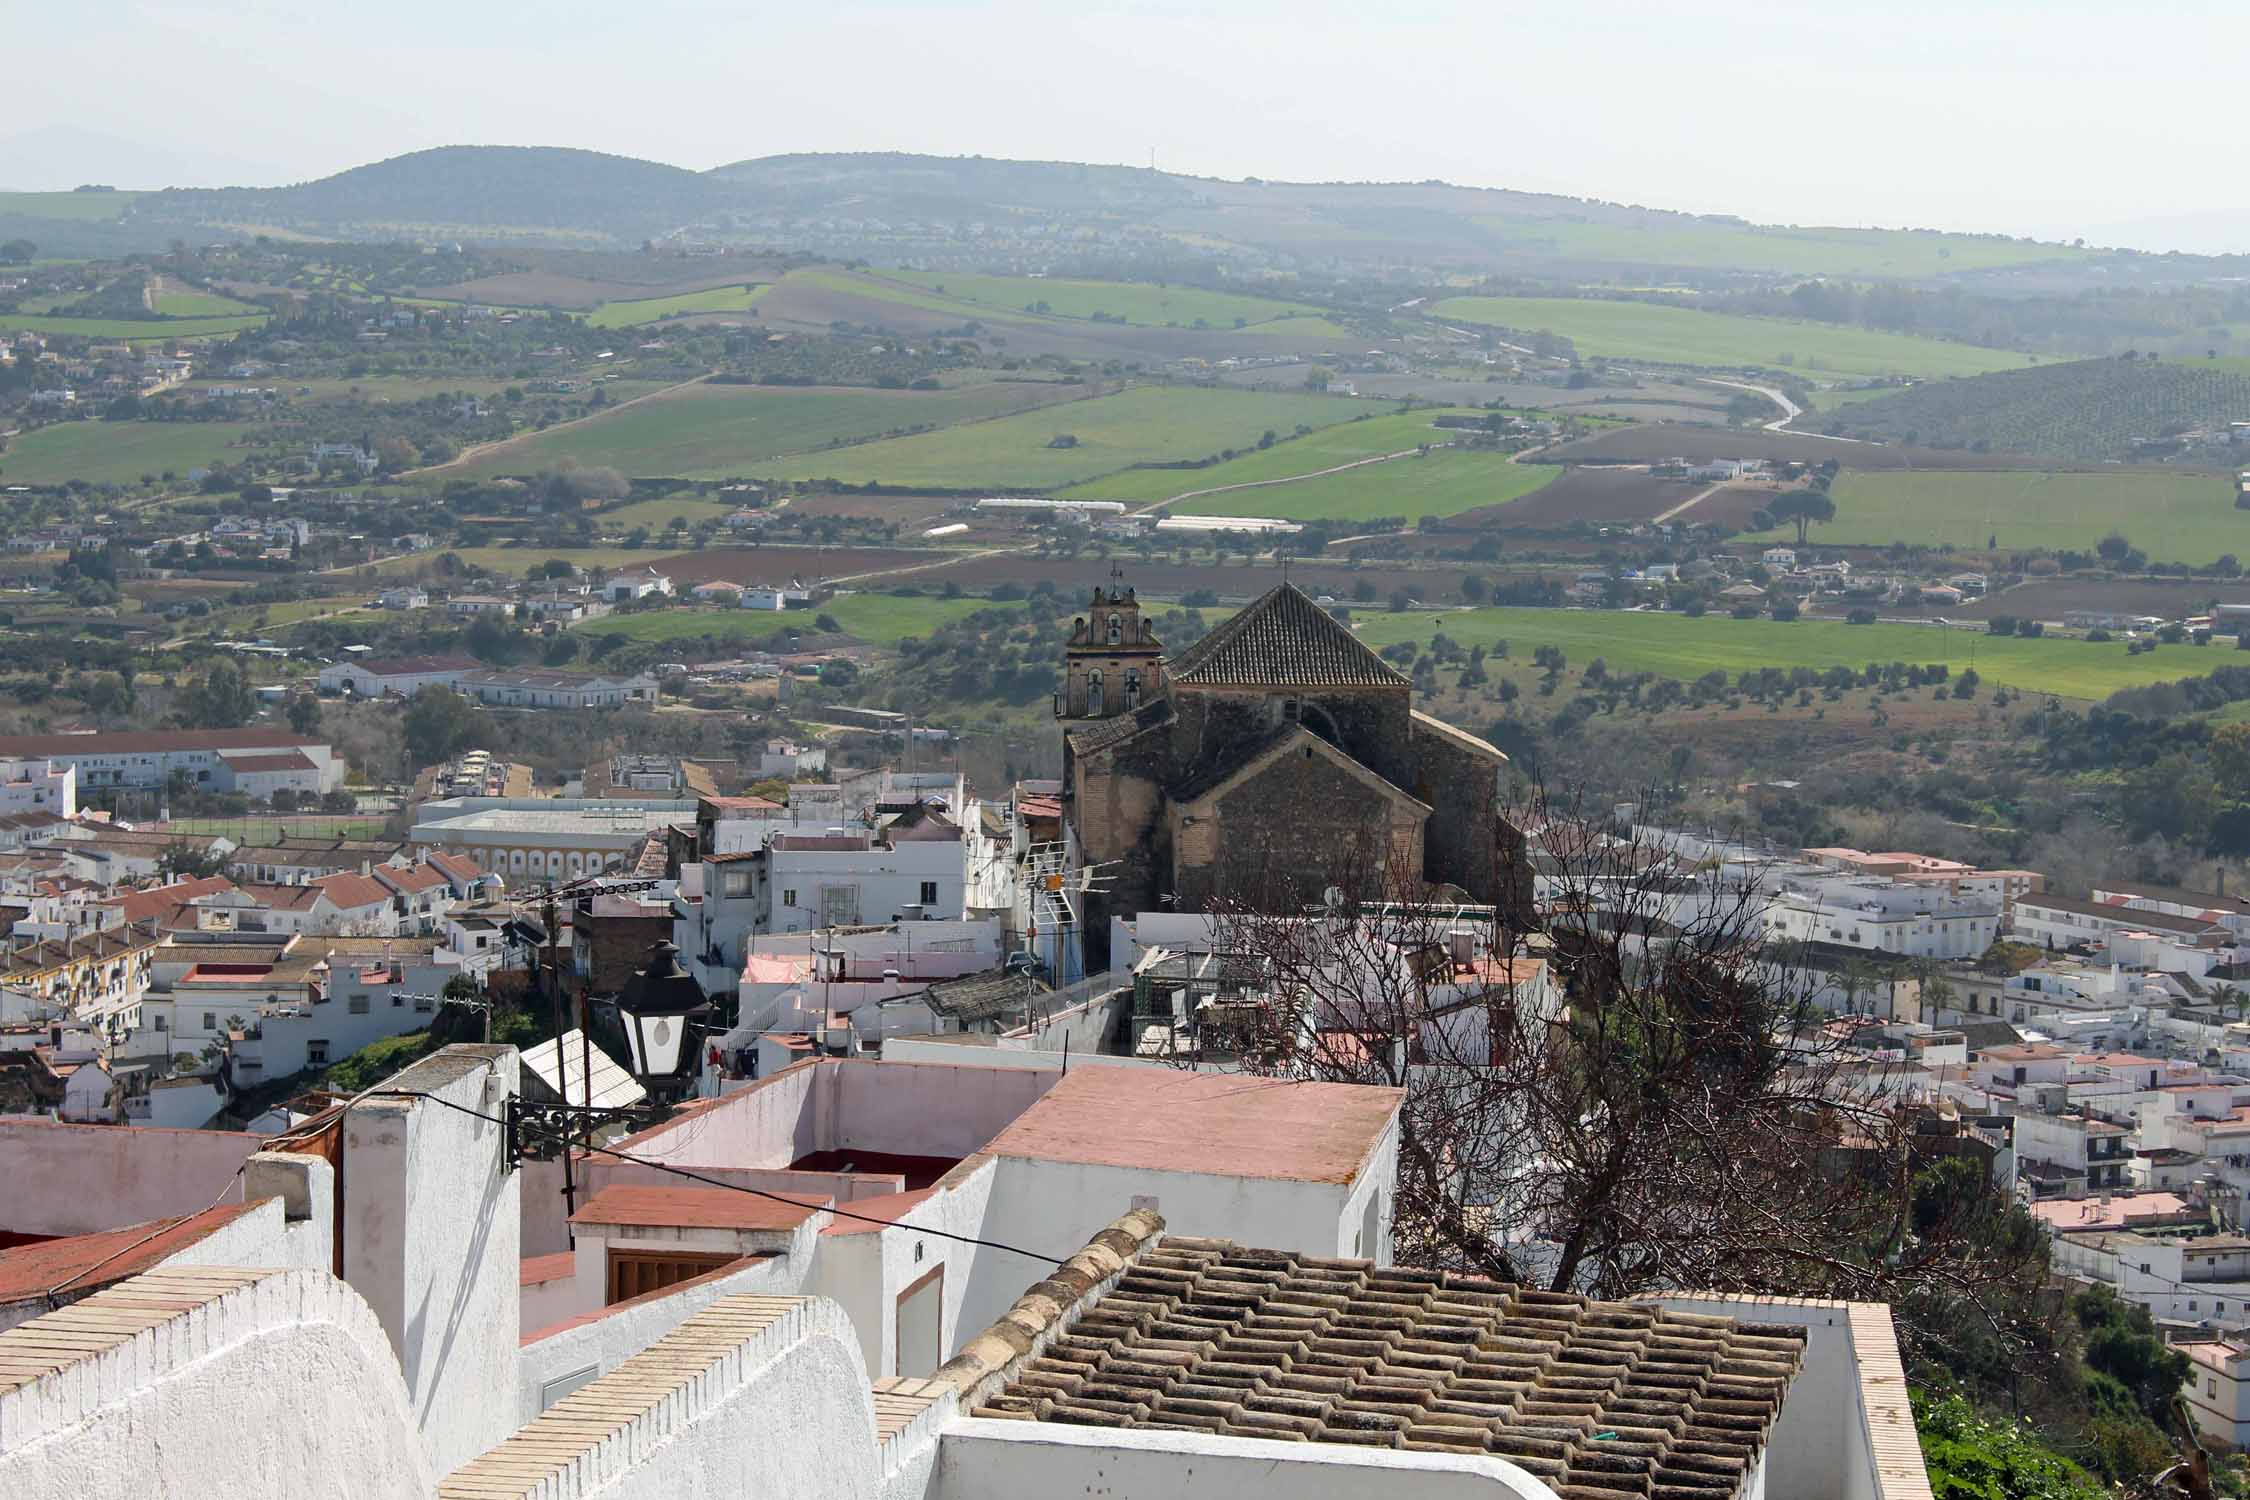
(9, 0), (2247, 252)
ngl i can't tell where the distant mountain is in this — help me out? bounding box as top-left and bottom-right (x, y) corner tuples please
(145, 145), (721, 238)
(98, 145), (2192, 290)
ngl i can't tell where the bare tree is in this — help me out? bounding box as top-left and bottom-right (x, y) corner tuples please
(1170, 783), (2047, 1375)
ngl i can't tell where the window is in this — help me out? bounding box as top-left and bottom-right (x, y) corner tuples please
(605, 1249), (734, 1304)
(1086, 670), (1103, 716)
(1106, 614), (1122, 645)
(391, 993), (403, 1007)
(348, 995), (369, 1015)
(154, 1014), (166, 1031)
(308, 1040), (329, 1066)
(1124, 668), (1140, 708)
(920, 881), (939, 905)
(782, 889), (797, 908)
(202, 1012), (216, 1031)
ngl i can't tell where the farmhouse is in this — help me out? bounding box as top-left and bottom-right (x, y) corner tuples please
(455, 667), (658, 709)
(317, 654), (479, 699)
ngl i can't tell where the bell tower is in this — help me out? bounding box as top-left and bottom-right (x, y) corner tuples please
(1057, 565), (1164, 719)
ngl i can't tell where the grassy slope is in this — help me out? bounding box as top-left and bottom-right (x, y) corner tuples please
(373, 545), (672, 575)
(151, 287), (261, 316)
(0, 420), (263, 485)
(1186, 452), (1564, 522)
(586, 284), (768, 328)
(1429, 296), (2037, 380)
(1354, 607), (2198, 700)
(0, 190), (145, 220)
(0, 312), (265, 339)
(1058, 410), (1480, 503)
(773, 386), (1373, 489)
(454, 381), (1081, 478)
(1789, 469), (2248, 562)
(882, 270), (1325, 328)
(590, 496), (741, 530)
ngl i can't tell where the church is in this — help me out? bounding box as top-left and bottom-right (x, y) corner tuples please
(1057, 576), (1526, 952)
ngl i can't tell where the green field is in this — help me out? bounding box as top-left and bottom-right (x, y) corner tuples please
(1476, 218), (2086, 279)
(774, 386), (1373, 490)
(0, 420), (265, 486)
(882, 271), (1326, 329)
(1059, 410), (1480, 504)
(0, 311), (266, 340)
(1185, 452), (1563, 522)
(1788, 470), (2247, 563)
(1428, 297), (2037, 380)
(151, 287), (261, 317)
(164, 814), (389, 840)
(587, 285), (768, 329)
(591, 496), (741, 530)
(577, 593), (1007, 646)
(0, 190), (145, 221)
(455, 381), (1080, 478)
(1354, 607), (2196, 700)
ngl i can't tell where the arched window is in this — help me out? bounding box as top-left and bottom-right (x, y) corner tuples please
(1087, 669), (1104, 716)
(1107, 614), (1123, 645)
(1124, 668), (1141, 709)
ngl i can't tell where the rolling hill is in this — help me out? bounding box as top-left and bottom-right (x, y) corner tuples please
(144, 146), (721, 240)
(99, 146), (2140, 287)
(1807, 357), (2250, 461)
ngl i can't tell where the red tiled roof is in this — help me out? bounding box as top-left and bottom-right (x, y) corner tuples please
(427, 851), (489, 884)
(520, 1251), (575, 1287)
(0, 729), (322, 758)
(218, 751), (317, 773)
(0, 1201), (259, 1302)
(375, 864), (448, 895)
(238, 882), (321, 911)
(312, 871), (391, 910)
(567, 1184), (823, 1232)
(986, 1067), (1404, 1184)
(820, 1187), (936, 1237)
(103, 874), (233, 924)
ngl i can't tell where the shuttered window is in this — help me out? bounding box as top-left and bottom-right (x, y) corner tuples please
(604, 1249), (734, 1304)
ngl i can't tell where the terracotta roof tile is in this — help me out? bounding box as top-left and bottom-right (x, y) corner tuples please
(0, 1202), (260, 1303)
(973, 1232), (1803, 1498)
(103, 874), (234, 924)
(1166, 582), (1406, 690)
(311, 871), (391, 910)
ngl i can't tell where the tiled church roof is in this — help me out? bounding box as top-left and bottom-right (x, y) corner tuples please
(1166, 583), (1407, 690)
(971, 1233), (1803, 1500)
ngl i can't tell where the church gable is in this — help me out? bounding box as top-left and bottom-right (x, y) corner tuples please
(1169, 726), (1430, 907)
(1167, 582), (1407, 691)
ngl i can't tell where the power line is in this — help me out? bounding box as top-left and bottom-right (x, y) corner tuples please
(370, 1089), (1069, 1266)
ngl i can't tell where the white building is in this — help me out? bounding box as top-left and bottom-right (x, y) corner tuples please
(1761, 876), (2000, 960)
(455, 667), (658, 710)
(0, 1041), (1939, 1500)
(604, 567), (674, 602)
(316, 654), (479, 699)
(374, 586), (430, 610)
(410, 797), (694, 882)
(0, 730), (342, 796)
(0, 757), (73, 819)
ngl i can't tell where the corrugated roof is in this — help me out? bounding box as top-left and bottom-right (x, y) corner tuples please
(1166, 582), (1407, 690)
(520, 1029), (647, 1110)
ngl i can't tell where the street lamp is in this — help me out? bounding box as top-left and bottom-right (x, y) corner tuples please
(614, 939), (711, 1098)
